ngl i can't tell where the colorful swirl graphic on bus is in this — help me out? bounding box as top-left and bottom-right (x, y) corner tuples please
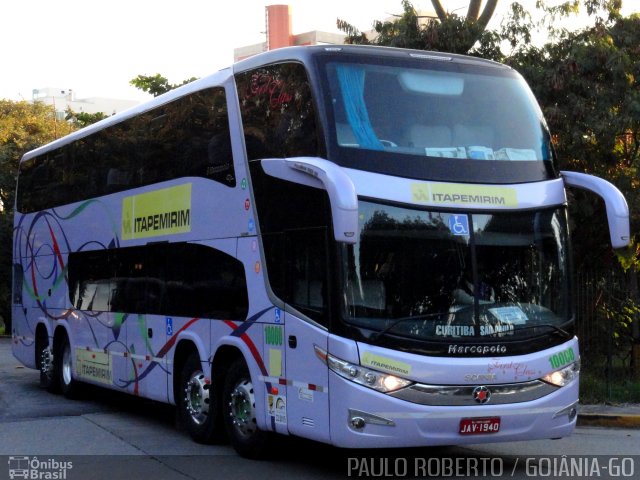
(14, 198), (274, 396)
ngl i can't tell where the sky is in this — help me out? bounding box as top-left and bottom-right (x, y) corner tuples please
(1, 0), (638, 103)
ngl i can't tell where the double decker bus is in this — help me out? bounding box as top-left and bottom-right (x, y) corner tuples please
(12, 45), (629, 457)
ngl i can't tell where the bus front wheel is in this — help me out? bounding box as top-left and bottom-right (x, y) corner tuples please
(222, 358), (271, 458)
(179, 352), (221, 444)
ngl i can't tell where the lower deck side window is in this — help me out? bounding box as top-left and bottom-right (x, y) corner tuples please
(68, 243), (248, 320)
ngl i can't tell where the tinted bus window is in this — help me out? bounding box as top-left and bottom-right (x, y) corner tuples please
(317, 55), (556, 184)
(68, 243), (248, 320)
(236, 62), (322, 160)
(17, 87), (234, 213)
(249, 162), (332, 326)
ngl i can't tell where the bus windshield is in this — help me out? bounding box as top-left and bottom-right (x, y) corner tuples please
(341, 202), (572, 345)
(321, 55), (556, 183)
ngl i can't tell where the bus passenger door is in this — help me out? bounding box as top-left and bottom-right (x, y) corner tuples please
(282, 228), (331, 443)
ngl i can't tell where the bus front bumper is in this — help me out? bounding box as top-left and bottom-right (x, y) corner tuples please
(329, 374), (578, 448)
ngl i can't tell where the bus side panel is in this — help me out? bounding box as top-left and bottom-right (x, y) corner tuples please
(70, 311), (117, 389)
(11, 211), (50, 368)
(10, 308), (38, 369)
(232, 236), (286, 433)
(12, 195), (122, 365)
(124, 313), (163, 401)
(211, 313), (273, 431)
(11, 216), (34, 367)
(162, 314), (212, 403)
(283, 313), (330, 443)
(188, 180), (250, 243)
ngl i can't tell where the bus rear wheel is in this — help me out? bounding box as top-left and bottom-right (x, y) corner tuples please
(37, 336), (58, 393)
(223, 358), (271, 458)
(179, 352), (221, 444)
(55, 333), (80, 399)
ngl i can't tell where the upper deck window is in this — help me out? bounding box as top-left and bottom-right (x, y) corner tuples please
(236, 62), (322, 161)
(319, 55), (557, 183)
(17, 87), (235, 214)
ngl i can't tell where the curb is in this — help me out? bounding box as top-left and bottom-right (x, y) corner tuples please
(577, 412), (640, 429)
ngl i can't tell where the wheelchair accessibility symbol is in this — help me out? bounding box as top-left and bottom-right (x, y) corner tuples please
(449, 214), (470, 236)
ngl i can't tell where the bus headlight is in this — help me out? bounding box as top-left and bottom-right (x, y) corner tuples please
(314, 346), (413, 393)
(542, 360), (580, 387)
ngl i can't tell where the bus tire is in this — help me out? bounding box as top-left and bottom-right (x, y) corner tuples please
(179, 352), (221, 444)
(37, 334), (58, 393)
(56, 333), (80, 399)
(223, 358), (272, 459)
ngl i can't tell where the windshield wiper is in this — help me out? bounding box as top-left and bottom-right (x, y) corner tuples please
(513, 323), (572, 338)
(370, 312), (444, 343)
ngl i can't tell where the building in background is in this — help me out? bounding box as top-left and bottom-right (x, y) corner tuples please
(234, 4), (345, 62)
(234, 4), (438, 62)
(32, 87), (138, 120)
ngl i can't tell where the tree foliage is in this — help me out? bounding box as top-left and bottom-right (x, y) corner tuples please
(129, 74), (198, 97)
(65, 108), (110, 128)
(337, 0), (500, 55)
(0, 100), (75, 327)
(0, 101), (75, 211)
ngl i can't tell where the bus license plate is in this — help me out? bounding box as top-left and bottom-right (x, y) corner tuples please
(459, 417), (500, 435)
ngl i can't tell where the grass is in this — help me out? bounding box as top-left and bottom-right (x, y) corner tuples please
(0, 325), (4, 336)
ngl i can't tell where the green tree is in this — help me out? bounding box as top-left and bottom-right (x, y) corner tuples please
(0, 100), (75, 330)
(129, 74), (197, 97)
(337, 0), (500, 55)
(65, 108), (110, 128)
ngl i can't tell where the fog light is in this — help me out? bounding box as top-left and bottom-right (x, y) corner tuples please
(553, 401), (579, 420)
(350, 416), (366, 429)
(349, 409), (395, 428)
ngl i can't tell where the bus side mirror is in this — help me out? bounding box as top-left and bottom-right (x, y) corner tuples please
(261, 157), (359, 244)
(561, 170), (630, 249)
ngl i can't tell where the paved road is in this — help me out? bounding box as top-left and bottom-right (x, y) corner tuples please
(1, 337), (639, 480)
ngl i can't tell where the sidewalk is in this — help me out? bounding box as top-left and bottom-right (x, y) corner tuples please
(578, 403), (640, 428)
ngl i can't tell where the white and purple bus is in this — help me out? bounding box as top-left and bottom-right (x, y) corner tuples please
(12, 45), (629, 457)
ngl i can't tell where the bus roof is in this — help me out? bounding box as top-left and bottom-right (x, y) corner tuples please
(21, 45), (509, 163)
(20, 67), (234, 162)
(232, 44), (510, 74)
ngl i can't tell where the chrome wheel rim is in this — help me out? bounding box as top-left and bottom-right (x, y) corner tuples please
(61, 343), (73, 386)
(184, 371), (209, 425)
(228, 379), (257, 438)
(40, 346), (54, 380)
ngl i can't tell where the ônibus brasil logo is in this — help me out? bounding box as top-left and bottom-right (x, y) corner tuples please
(8, 456), (73, 479)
